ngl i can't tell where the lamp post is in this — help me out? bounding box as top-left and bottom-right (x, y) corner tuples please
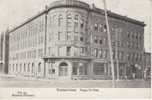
(103, 0), (116, 87)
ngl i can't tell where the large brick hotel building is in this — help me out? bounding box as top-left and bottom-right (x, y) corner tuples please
(8, 0), (145, 80)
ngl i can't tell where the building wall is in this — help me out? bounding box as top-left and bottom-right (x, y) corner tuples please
(144, 52), (151, 68)
(9, 14), (46, 77)
(8, 0), (145, 80)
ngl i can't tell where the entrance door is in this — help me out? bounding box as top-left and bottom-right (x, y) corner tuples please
(59, 62), (68, 76)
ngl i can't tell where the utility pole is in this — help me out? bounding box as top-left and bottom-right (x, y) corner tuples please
(115, 28), (119, 80)
(103, 0), (116, 87)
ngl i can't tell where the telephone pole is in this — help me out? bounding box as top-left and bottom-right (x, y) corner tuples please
(103, 0), (116, 87)
(116, 29), (119, 80)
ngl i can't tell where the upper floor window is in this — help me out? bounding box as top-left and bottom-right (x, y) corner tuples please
(94, 36), (98, 44)
(66, 46), (71, 56)
(58, 14), (63, 27)
(67, 13), (72, 30)
(80, 19), (84, 28)
(75, 15), (78, 20)
(74, 22), (78, 33)
(99, 24), (103, 32)
(80, 47), (85, 54)
(103, 24), (107, 32)
(58, 32), (61, 40)
(94, 48), (98, 57)
(99, 39), (102, 45)
(94, 23), (98, 31)
(80, 36), (84, 42)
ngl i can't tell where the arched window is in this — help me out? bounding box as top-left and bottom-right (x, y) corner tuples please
(58, 14), (63, 26)
(32, 63), (34, 73)
(13, 64), (14, 72)
(20, 63), (22, 72)
(16, 64), (18, 72)
(38, 63), (41, 72)
(24, 63), (26, 72)
(74, 15), (78, 20)
(67, 13), (72, 28)
(28, 63), (30, 72)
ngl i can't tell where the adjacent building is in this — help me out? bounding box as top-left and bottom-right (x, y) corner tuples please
(8, 0), (145, 80)
(0, 31), (9, 74)
(144, 52), (151, 78)
(0, 33), (4, 73)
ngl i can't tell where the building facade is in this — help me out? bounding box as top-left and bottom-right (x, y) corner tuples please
(8, 0), (145, 80)
(0, 31), (9, 74)
(0, 33), (4, 73)
(143, 52), (151, 79)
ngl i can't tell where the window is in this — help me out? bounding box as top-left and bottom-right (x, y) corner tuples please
(31, 63), (34, 73)
(74, 22), (78, 33)
(99, 39), (102, 44)
(112, 41), (115, 46)
(13, 64), (14, 72)
(94, 23), (98, 31)
(93, 63), (104, 75)
(67, 32), (71, 40)
(74, 15), (78, 20)
(80, 36), (84, 42)
(28, 63), (30, 72)
(66, 46), (71, 56)
(67, 13), (72, 28)
(103, 38), (107, 45)
(58, 14), (63, 26)
(16, 64), (18, 72)
(20, 64), (22, 72)
(24, 63), (26, 72)
(94, 36), (98, 44)
(99, 24), (103, 32)
(80, 47), (85, 54)
(103, 24), (107, 32)
(52, 69), (55, 74)
(112, 51), (115, 59)
(58, 32), (61, 40)
(80, 19), (84, 28)
(72, 62), (88, 75)
(98, 49), (102, 58)
(94, 48), (98, 57)
(103, 50), (107, 58)
(38, 63), (41, 73)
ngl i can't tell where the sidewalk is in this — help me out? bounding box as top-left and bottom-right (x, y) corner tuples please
(0, 74), (151, 88)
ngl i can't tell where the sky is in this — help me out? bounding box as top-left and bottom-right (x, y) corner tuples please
(0, 0), (151, 52)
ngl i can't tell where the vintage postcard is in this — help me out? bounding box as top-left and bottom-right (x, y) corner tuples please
(0, 0), (151, 99)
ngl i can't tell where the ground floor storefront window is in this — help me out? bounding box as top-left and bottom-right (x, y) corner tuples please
(72, 62), (88, 75)
(93, 63), (105, 75)
(0, 63), (3, 73)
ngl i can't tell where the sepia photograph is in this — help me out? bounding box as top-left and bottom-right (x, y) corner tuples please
(0, 0), (151, 99)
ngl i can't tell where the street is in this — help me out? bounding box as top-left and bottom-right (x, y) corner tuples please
(0, 74), (151, 88)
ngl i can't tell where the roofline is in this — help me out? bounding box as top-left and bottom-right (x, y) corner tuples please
(8, 10), (46, 34)
(8, 0), (145, 34)
(90, 6), (145, 26)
